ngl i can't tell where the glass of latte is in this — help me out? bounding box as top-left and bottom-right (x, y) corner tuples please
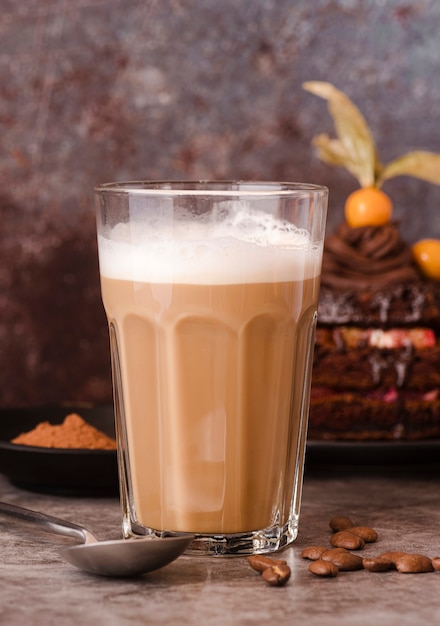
(95, 181), (328, 556)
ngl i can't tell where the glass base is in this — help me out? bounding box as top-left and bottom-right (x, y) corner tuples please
(123, 517), (299, 556)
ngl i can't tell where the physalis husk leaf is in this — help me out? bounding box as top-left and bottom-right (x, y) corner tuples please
(303, 81), (379, 188)
(378, 150), (440, 187)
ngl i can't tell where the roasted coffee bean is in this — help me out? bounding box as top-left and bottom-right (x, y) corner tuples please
(394, 553), (434, 574)
(300, 546), (328, 561)
(329, 516), (354, 532)
(348, 526), (378, 543)
(379, 550), (407, 563)
(432, 556), (440, 571)
(247, 555), (287, 573)
(330, 530), (365, 550)
(321, 548), (348, 560)
(262, 563), (292, 586)
(362, 556), (393, 572)
(308, 559), (339, 577)
(321, 549), (363, 571)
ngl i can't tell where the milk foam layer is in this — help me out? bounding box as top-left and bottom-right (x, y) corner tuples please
(98, 208), (321, 284)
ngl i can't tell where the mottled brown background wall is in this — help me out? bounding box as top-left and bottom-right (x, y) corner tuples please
(1, 0), (440, 408)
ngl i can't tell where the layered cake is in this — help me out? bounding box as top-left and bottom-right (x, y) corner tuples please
(303, 81), (440, 440)
(309, 221), (440, 440)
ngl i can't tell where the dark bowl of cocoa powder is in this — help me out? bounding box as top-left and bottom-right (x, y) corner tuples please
(0, 405), (118, 496)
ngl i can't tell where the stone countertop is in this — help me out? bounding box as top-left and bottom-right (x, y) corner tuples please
(1, 467), (440, 626)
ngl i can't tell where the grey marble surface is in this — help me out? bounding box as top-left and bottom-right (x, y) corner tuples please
(1, 466), (440, 626)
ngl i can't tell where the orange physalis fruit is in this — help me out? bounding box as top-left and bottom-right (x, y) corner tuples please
(412, 239), (440, 280)
(344, 187), (393, 228)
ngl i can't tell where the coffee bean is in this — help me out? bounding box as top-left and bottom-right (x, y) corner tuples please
(321, 547), (349, 560)
(348, 526), (378, 543)
(329, 516), (354, 532)
(247, 554), (287, 573)
(363, 556), (393, 572)
(322, 549), (363, 571)
(432, 556), (440, 571)
(262, 563), (291, 586)
(394, 553), (434, 574)
(379, 551), (406, 563)
(308, 559), (339, 577)
(330, 530), (365, 550)
(300, 546), (328, 561)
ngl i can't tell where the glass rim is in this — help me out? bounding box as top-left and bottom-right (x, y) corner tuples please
(94, 180), (328, 197)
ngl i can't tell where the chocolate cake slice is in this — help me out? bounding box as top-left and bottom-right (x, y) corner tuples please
(309, 222), (440, 441)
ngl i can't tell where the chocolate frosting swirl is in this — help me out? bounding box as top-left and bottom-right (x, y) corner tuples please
(321, 222), (421, 290)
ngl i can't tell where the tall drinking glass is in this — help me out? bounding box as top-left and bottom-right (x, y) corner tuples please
(95, 181), (328, 556)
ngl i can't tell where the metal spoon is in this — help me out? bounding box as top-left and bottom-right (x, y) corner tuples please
(0, 501), (193, 577)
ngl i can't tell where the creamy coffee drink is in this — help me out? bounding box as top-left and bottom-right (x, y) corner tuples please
(97, 201), (323, 536)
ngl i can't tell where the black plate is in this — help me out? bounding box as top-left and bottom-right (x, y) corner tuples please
(0, 405), (118, 496)
(306, 438), (440, 471)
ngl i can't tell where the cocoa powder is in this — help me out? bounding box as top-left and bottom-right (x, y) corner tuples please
(11, 413), (117, 450)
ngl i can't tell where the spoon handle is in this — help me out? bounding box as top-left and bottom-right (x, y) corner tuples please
(0, 501), (96, 544)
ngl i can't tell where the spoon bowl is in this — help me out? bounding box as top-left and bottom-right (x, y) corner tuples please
(62, 534), (194, 577)
(0, 501), (193, 577)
